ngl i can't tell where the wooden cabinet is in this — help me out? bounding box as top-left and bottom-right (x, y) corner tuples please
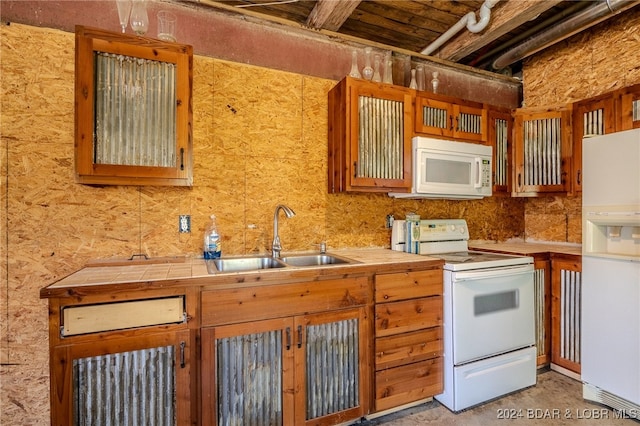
(45, 291), (196, 425)
(532, 256), (551, 367)
(487, 107), (514, 195)
(75, 26), (193, 186)
(571, 95), (616, 194)
(328, 77), (413, 193)
(550, 253), (582, 375)
(415, 93), (487, 142)
(201, 277), (370, 425)
(617, 83), (640, 130)
(512, 107), (573, 196)
(373, 269), (443, 412)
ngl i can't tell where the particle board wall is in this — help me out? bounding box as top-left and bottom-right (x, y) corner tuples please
(0, 23), (525, 423)
(521, 8), (640, 243)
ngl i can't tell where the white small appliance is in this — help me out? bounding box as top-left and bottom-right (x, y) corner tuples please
(391, 219), (536, 412)
(581, 128), (640, 418)
(389, 137), (492, 200)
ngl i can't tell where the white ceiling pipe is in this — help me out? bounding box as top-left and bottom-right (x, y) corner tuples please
(492, 0), (639, 70)
(421, 0), (501, 56)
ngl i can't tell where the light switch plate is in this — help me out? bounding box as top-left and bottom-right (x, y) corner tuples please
(179, 215), (191, 233)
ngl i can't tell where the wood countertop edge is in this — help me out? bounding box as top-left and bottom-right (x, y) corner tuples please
(39, 250), (444, 299)
(469, 242), (582, 257)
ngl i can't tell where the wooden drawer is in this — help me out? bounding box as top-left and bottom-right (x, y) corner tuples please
(201, 276), (369, 326)
(375, 270), (442, 303)
(375, 327), (442, 370)
(61, 296), (185, 336)
(375, 296), (442, 337)
(375, 358), (443, 412)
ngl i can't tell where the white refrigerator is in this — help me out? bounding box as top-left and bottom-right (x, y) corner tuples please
(581, 128), (640, 418)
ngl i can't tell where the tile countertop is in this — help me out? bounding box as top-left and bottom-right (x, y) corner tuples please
(469, 241), (582, 257)
(40, 248), (443, 297)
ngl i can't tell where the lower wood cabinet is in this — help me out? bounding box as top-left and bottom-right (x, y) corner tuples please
(551, 253), (582, 374)
(51, 330), (194, 426)
(373, 269), (443, 412)
(200, 277), (370, 425)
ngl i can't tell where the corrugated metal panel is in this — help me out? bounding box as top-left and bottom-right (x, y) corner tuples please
(357, 96), (404, 180)
(458, 111), (482, 136)
(495, 118), (508, 186)
(94, 52), (176, 168)
(73, 346), (176, 425)
(217, 331), (283, 426)
(560, 269), (582, 364)
(306, 318), (359, 420)
(523, 117), (562, 186)
(533, 268), (547, 358)
(422, 104), (448, 131)
(582, 107), (605, 136)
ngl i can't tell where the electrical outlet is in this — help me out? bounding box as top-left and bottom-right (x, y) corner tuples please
(179, 215), (191, 233)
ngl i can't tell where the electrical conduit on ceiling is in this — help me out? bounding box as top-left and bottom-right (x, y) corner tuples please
(421, 0), (501, 56)
(491, 0), (639, 70)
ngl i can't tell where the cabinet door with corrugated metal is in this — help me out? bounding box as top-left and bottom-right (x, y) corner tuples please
(51, 330), (194, 426)
(551, 254), (582, 375)
(328, 77), (413, 193)
(512, 107), (573, 196)
(203, 307), (368, 426)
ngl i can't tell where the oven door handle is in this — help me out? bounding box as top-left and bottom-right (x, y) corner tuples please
(453, 265), (533, 282)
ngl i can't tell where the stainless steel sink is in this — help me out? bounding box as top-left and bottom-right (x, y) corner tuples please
(280, 254), (354, 267)
(207, 256), (287, 273)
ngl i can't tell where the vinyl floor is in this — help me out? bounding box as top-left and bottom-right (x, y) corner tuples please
(363, 369), (639, 425)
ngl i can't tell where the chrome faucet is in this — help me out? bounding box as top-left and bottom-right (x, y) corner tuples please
(272, 204), (296, 258)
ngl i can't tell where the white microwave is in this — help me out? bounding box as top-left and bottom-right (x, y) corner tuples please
(389, 137), (492, 199)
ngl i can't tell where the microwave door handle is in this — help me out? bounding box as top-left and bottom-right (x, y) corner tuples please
(474, 157), (482, 188)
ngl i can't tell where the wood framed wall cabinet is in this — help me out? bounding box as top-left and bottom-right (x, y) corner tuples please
(487, 107), (513, 195)
(414, 93), (487, 143)
(75, 26), (193, 186)
(328, 77), (413, 193)
(512, 106), (573, 196)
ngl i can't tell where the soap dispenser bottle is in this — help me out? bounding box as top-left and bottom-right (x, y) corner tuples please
(203, 215), (222, 259)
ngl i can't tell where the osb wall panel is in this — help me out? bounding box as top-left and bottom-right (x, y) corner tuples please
(0, 23), (525, 424)
(522, 9), (640, 243)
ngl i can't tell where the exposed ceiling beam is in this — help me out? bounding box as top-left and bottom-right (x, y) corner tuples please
(438, 0), (563, 62)
(305, 0), (361, 31)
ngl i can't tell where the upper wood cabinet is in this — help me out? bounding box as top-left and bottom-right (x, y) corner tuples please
(415, 93), (487, 142)
(617, 83), (640, 130)
(328, 77), (413, 193)
(512, 106), (573, 196)
(75, 26), (193, 186)
(487, 107), (513, 195)
(571, 94), (616, 194)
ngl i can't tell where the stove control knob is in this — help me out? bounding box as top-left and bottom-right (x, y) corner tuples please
(450, 225), (456, 231)
(460, 226), (466, 234)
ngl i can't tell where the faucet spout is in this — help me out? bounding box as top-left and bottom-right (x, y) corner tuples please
(272, 204), (296, 258)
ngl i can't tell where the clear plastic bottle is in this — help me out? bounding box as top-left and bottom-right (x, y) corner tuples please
(203, 215), (222, 259)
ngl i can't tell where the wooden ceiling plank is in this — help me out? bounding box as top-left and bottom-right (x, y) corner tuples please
(437, 0), (564, 61)
(306, 0), (362, 31)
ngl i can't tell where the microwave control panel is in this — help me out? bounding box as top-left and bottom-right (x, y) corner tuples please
(481, 159), (491, 188)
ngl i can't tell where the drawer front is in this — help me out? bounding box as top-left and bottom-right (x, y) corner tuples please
(201, 276), (369, 326)
(62, 296), (185, 336)
(375, 358), (443, 412)
(375, 327), (442, 370)
(375, 270), (442, 303)
(375, 297), (442, 337)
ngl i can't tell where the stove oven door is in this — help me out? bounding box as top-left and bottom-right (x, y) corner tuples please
(448, 264), (534, 365)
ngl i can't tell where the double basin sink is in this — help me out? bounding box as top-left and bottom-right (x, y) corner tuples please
(207, 253), (355, 274)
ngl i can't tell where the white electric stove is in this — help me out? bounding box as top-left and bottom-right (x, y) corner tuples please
(391, 218), (537, 412)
